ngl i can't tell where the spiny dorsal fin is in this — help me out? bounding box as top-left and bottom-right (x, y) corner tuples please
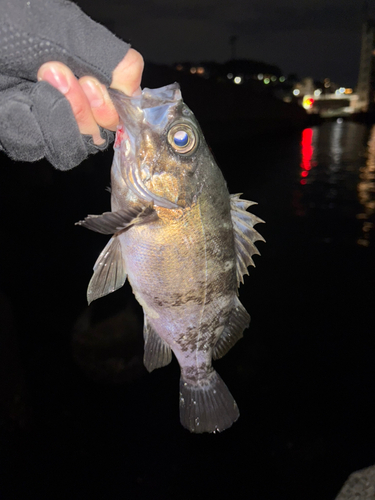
(213, 296), (250, 360)
(75, 204), (157, 235)
(87, 236), (127, 305)
(143, 316), (172, 372)
(230, 193), (265, 287)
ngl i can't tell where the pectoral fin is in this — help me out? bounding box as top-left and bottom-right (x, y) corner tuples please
(143, 316), (172, 372)
(76, 203), (158, 235)
(87, 236), (126, 305)
(213, 296), (250, 360)
(230, 193), (265, 287)
(77, 203), (158, 304)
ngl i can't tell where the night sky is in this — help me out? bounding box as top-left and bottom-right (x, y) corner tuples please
(77, 0), (367, 88)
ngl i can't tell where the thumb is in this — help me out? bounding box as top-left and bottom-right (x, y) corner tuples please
(110, 48), (144, 97)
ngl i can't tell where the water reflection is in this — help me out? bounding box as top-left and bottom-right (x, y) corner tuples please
(357, 125), (375, 247)
(295, 120), (375, 245)
(299, 128), (316, 185)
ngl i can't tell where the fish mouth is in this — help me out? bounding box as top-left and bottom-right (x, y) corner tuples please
(109, 85), (183, 210)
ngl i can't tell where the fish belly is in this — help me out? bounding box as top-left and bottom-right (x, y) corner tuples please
(119, 199), (236, 358)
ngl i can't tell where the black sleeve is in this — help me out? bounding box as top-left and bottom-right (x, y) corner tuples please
(0, 0), (131, 170)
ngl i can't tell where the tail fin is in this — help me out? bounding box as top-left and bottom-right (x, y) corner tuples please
(179, 371), (239, 433)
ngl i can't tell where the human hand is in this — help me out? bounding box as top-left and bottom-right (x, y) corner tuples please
(37, 49), (144, 146)
(0, 0), (140, 170)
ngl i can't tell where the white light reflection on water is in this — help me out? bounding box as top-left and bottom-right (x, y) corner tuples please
(325, 121), (343, 208)
(295, 121), (375, 245)
(357, 125), (375, 247)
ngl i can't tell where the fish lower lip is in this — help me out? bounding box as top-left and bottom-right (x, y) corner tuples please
(155, 198), (181, 209)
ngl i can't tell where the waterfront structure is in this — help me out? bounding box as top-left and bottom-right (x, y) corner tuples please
(356, 20), (375, 112)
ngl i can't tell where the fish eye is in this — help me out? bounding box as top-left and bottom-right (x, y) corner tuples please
(173, 130), (188, 147)
(167, 123), (198, 155)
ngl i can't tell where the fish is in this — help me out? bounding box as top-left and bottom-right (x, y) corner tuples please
(76, 83), (264, 433)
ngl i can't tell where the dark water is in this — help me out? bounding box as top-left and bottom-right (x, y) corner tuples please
(1, 120), (375, 500)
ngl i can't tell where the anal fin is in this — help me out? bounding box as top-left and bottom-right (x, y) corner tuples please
(213, 296), (250, 360)
(87, 236), (126, 305)
(143, 317), (172, 372)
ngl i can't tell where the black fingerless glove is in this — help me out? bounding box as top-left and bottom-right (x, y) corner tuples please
(0, 0), (130, 170)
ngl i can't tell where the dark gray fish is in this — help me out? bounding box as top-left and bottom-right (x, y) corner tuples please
(76, 83), (264, 433)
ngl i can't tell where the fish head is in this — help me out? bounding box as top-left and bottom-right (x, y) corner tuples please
(109, 83), (206, 209)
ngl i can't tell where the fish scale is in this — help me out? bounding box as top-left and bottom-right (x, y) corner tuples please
(76, 83), (264, 433)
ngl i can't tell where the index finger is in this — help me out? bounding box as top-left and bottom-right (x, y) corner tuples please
(110, 49), (144, 96)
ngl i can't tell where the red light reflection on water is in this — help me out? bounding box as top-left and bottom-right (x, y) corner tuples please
(300, 128), (314, 179)
(295, 128), (316, 212)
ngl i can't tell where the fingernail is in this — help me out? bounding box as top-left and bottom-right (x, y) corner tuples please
(38, 64), (70, 94)
(80, 79), (104, 108)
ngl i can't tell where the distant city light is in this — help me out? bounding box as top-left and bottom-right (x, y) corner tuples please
(302, 96), (314, 110)
(314, 89), (322, 96)
(293, 89), (300, 96)
(335, 89), (341, 95)
(258, 73), (263, 80)
(234, 76), (242, 84)
(176, 64), (183, 71)
(279, 76), (285, 82)
(339, 87), (345, 93)
(190, 67), (197, 74)
(227, 73), (233, 79)
(271, 76), (277, 82)
(264, 78), (270, 84)
(344, 88), (353, 94)
(197, 67), (205, 75)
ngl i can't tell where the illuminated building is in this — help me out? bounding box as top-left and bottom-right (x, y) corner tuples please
(357, 20), (375, 112)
